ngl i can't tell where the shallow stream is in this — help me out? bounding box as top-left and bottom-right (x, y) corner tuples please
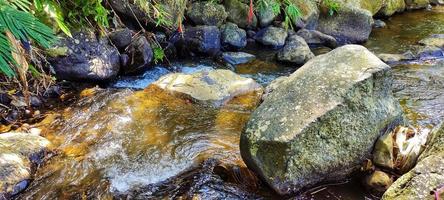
(17, 6), (444, 200)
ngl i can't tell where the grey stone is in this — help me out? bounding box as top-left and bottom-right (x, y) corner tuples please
(222, 52), (256, 65)
(277, 35), (314, 65)
(255, 26), (288, 48)
(241, 45), (403, 195)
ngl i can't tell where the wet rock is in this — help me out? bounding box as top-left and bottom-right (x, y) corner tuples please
(108, 28), (132, 49)
(0, 132), (52, 198)
(48, 32), (120, 82)
(0, 93), (11, 105)
(220, 23), (247, 50)
(177, 26), (221, 56)
(378, 51), (415, 63)
(296, 29), (337, 48)
(383, 124), (444, 200)
(373, 20), (387, 28)
(317, 5), (373, 44)
(153, 69), (262, 106)
(415, 46), (444, 58)
(277, 35), (314, 65)
(419, 34), (444, 49)
(373, 126), (430, 173)
(224, 0), (257, 29)
(405, 0), (431, 9)
(30, 96), (42, 107)
(240, 45), (403, 195)
(364, 170), (393, 193)
(255, 26), (288, 49)
(187, 2), (228, 26)
(222, 52), (255, 65)
(122, 35), (153, 74)
(377, 0), (406, 17)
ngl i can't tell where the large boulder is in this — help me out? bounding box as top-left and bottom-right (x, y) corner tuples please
(404, 0), (431, 9)
(317, 5), (373, 44)
(176, 26), (221, 56)
(255, 26), (288, 49)
(108, 28), (132, 49)
(382, 123), (444, 200)
(220, 23), (247, 50)
(0, 132), (52, 198)
(153, 69), (262, 106)
(377, 0), (406, 17)
(224, 0), (257, 29)
(187, 1), (228, 26)
(122, 35), (153, 74)
(277, 35), (314, 65)
(49, 32), (120, 81)
(240, 45), (403, 195)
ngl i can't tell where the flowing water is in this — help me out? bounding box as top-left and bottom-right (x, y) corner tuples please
(17, 6), (444, 200)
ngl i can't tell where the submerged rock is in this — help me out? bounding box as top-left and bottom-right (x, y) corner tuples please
(240, 45), (403, 195)
(419, 34), (444, 49)
(49, 32), (120, 82)
(378, 52), (416, 63)
(317, 6), (373, 44)
(222, 52), (256, 65)
(277, 35), (314, 65)
(255, 26), (288, 49)
(383, 124), (444, 200)
(0, 132), (52, 198)
(187, 1), (228, 26)
(220, 23), (247, 50)
(153, 69), (262, 106)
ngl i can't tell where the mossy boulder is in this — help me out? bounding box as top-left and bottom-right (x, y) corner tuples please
(383, 124), (444, 200)
(277, 35), (314, 65)
(224, 0), (257, 29)
(290, 0), (319, 29)
(187, 2), (228, 26)
(240, 45), (403, 195)
(377, 0), (406, 17)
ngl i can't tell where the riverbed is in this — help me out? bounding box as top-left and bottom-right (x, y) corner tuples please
(16, 6), (444, 200)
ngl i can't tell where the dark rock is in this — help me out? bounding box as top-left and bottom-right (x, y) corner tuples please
(255, 26), (288, 49)
(222, 52), (256, 65)
(404, 0), (431, 10)
(241, 45), (403, 195)
(221, 23), (247, 50)
(296, 29), (338, 48)
(224, 0), (257, 29)
(0, 93), (11, 105)
(176, 26), (221, 56)
(277, 35), (314, 65)
(364, 170), (393, 194)
(154, 32), (167, 43)
(108, 28), (132, 49)
(123, 36), (153, 74)
(247, 30), (256, 38)
(49, 32), (120, 82)
(30, 96), (42, 107)
(187, 1), (228, 26)
(317, 6), (373, 44)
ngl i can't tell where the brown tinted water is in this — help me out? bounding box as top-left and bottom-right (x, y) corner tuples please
(17, 6), (444, 200)
(365, 6), (444, 54)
